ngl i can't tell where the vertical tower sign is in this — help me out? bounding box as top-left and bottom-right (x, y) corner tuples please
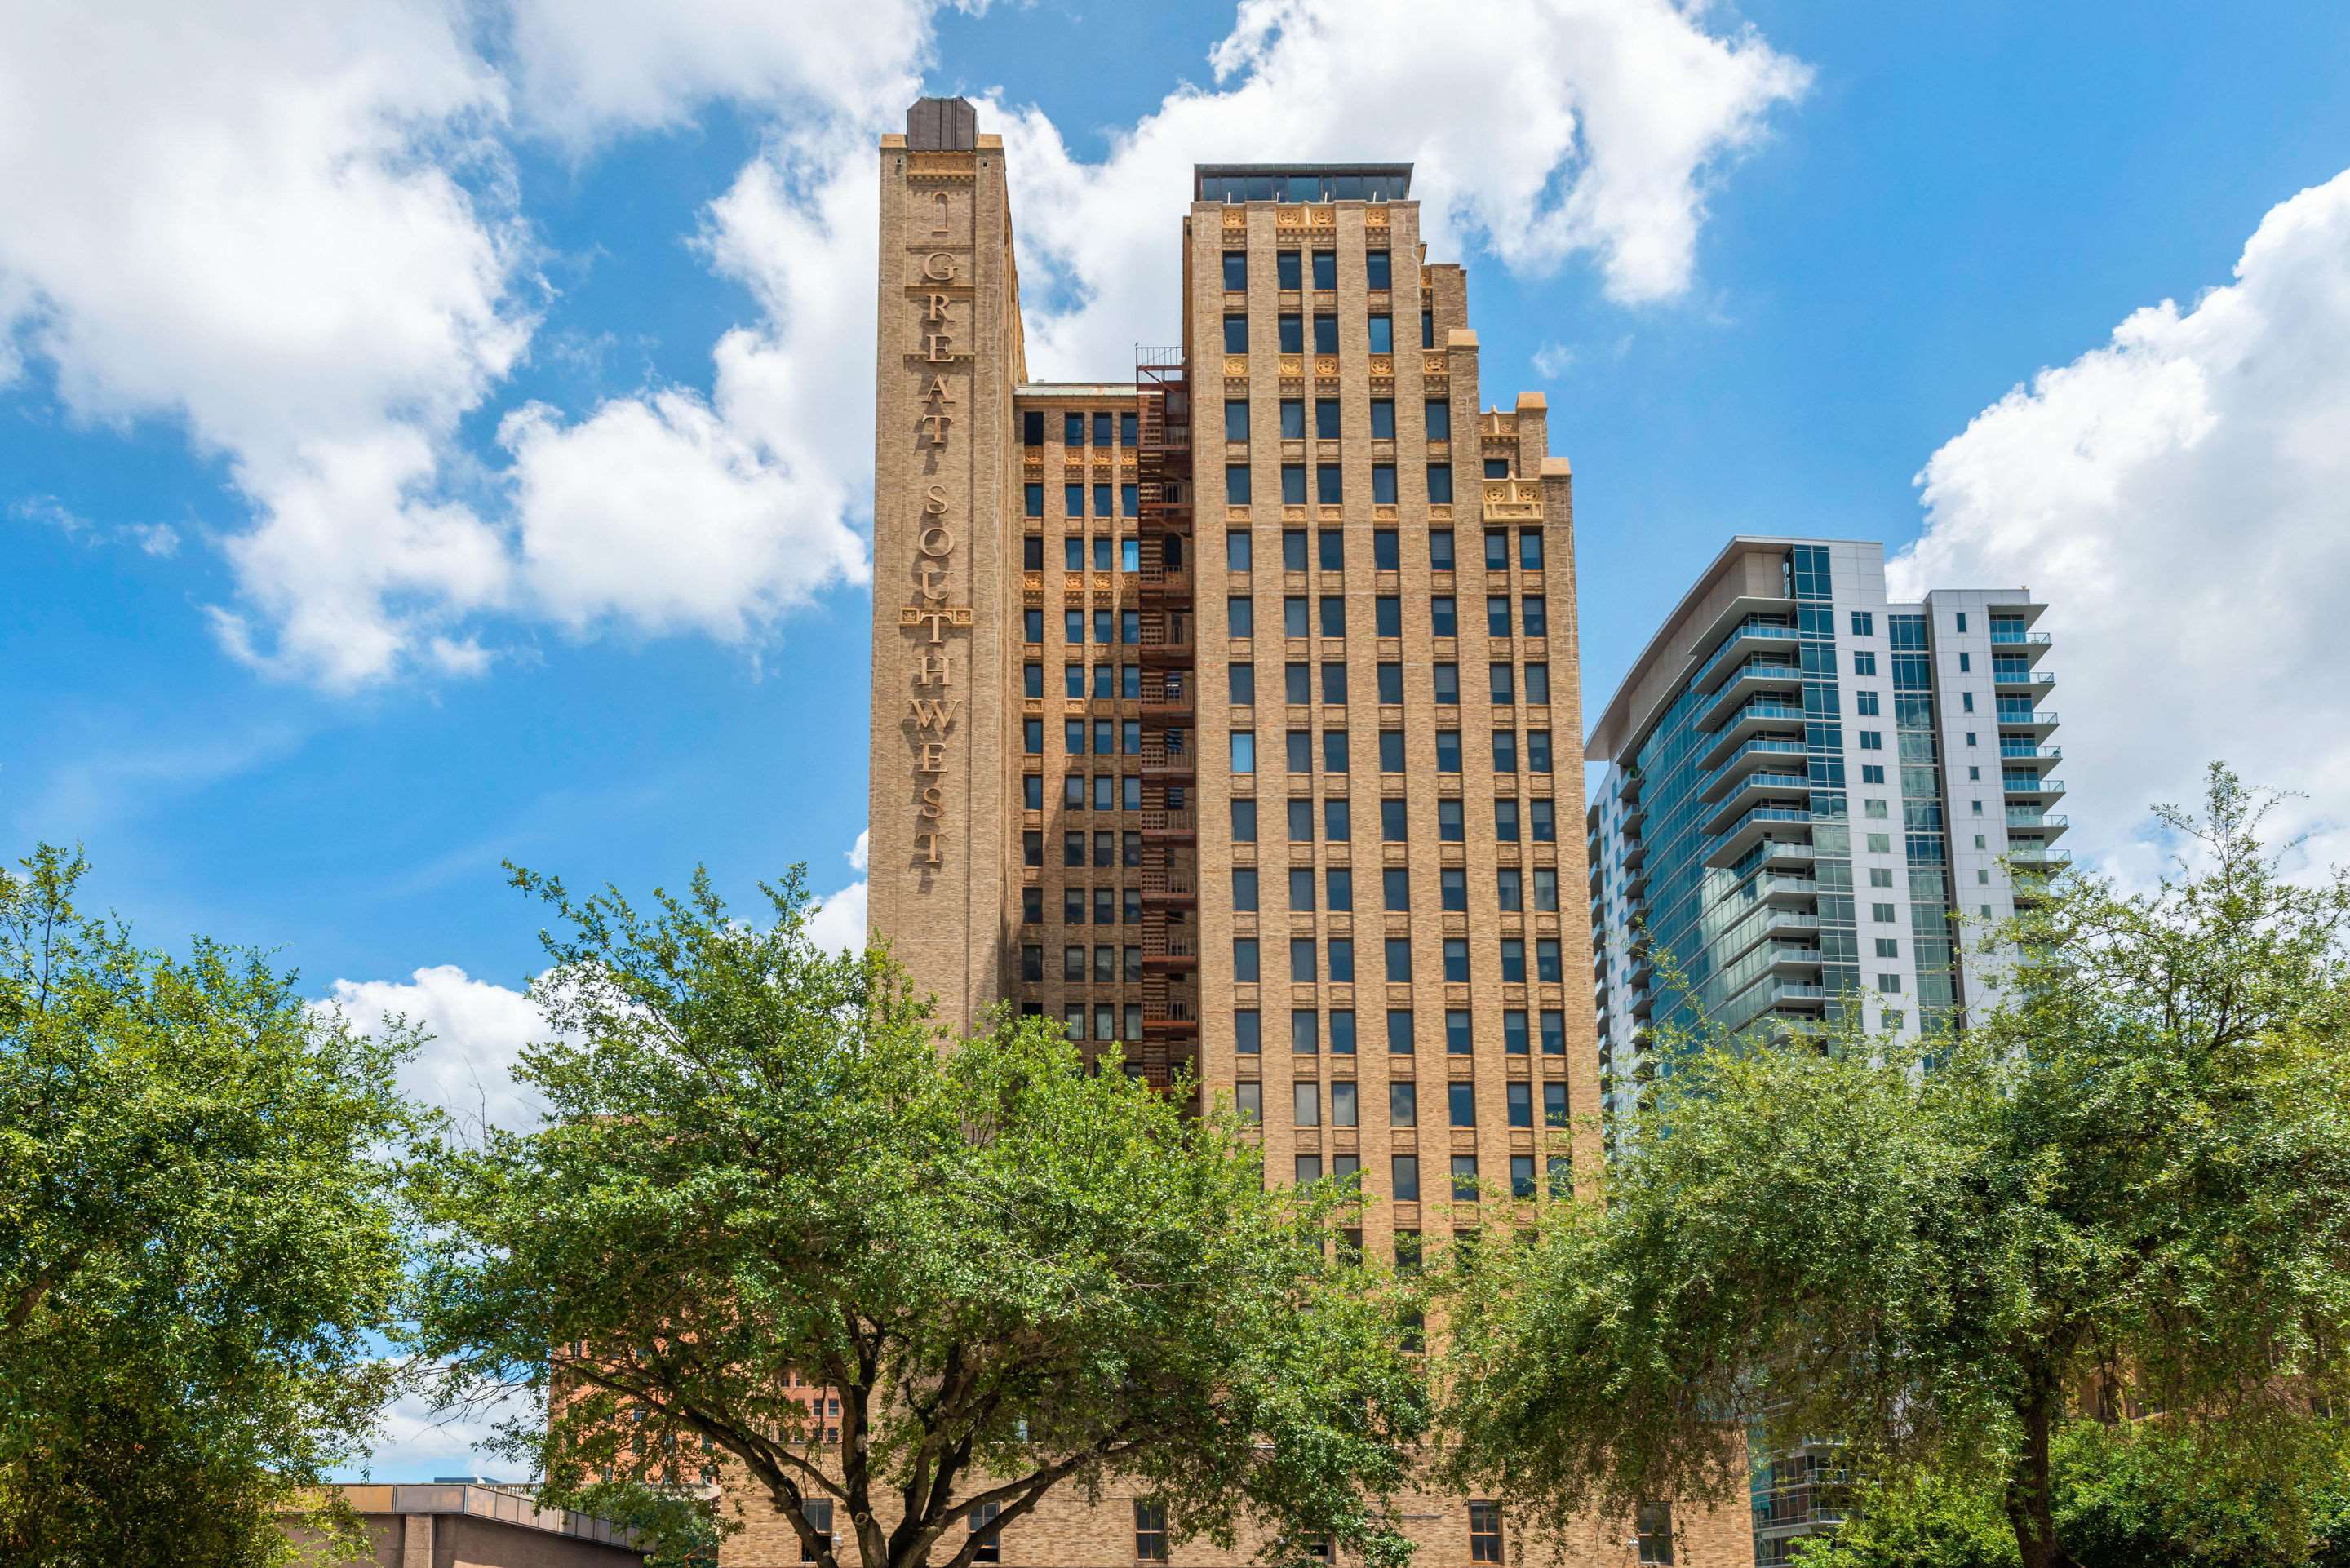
(867, 99), (1024, 1032)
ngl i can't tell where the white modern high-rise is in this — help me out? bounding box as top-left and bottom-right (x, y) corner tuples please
(1585, 538), (2064, 1123)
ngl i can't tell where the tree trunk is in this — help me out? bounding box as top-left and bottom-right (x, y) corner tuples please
(2002, 1389), (2064, 1568)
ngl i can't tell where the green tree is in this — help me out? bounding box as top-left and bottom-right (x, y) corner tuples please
(1798, 1419), (2350, 1568)
(412, 865), (1428, 1568)
(0, 845), (420, 1566)
(1443, 767), (2350, 1568)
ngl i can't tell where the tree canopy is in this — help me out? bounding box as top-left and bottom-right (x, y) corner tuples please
(0, 845), (419, 1566)
(1442, 767), (2350, 1568)
(413, 864), (1429, 1568)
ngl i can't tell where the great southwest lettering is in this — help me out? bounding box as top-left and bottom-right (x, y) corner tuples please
(907, 241), (970, 871)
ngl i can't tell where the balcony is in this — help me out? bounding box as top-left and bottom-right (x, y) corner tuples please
(1757, 874), (1820, 905)
(1707, 805), (1811, 867)
(1140, 741), (1195, 781)
(1763, 943), (1826, 975)
(1993, 667), (2057, 696)
(1138, 565), (1193, 602)
(1700, 702), (1811, 768)
(2006, 811), (2069, 840)
(1483, 476), (1545, 521)
(1759, 840), (1817, 873)
(1142, 931), (1199, 972)
(1138, 631), (1195, 666)
(1140, 866), (1198, 906)
(1701, 658), (1807, 719)
(1689, 620), (1802, 694)
(1995, 707), (2059, 737)
(1702, 771), (1812, 836)
(2002, 774), (2067, 804)
(1141, 806), (1197, 841)
(2007, 846), (2072, 870)
(1700, 737), (1811, 801)
(2000, 742), (2062, 761)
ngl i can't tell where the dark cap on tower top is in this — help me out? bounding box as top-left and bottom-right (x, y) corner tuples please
(907, 97), (978, 152)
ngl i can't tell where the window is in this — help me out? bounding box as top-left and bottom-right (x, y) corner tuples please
(1066, 485), (1084, 518)
(1135, 1502), (1168, 1562)
(1316, 529), (1344, 573)
(1543, 1081), (1568, 1127)
(1230, 731), (1255, 773)
(1494, 800), (1519, 842)
(1226, 466), (1251, 505)
(1233, 939), (1259, 982)
(1376, 596), (1402, 636)
(1502, 1009), (1528, 1054)
(1388, 1011), (1415, 1055)
(1276, 250), (1302, 290)
(1523, 596), (1547, 637)
(1324, 798), (1351, 841)
(1284, 596), (1309, 636)
(1435, 731), (1461, 773)
(1451, 1154), (1479, 1201)
(1421, 308), (1434, 348)
(1867, 831), (1892, 853)
(1382, 799), (1408, 842)
(1496, 867), (1522, 910)
(1490, 662), (1515, 704)
(1315, 401), (1341, 440)
(1520, 531), (1544, 570)
(1232, 798), (1257, 842)
(1368, 398), (1395, 439)
(1023, 608), (1043, 643)
(1531, 800), (1554, 841)
(1878, 972), (1904, 994)
(1330, 1009), (1356, 1055)
(1492, 731), (1518, 773)
(1121, 412), (1137, 447)
(1328, 939), (1355, 984)
(1856, 690), (1881, 715)
(1368, 314), (1393, 352)
(1499, 939), (1526, 984)
(1524, 662), (1550, 703)
(1235, 1011), (1261, 1055)
(1224, 400), (1250, 443)
(1320, 660), (1348, 702)
(1541, 1009), (1565, 1054)
(1433, 662), (1460, 705)
(1312, 250), (1337, 289)
(1534, 869), (1558, 911)
(1288, 800), (1315, 841)
(1281, 464), (1306, 505)
(1063, 411), (1085, 446)
(1854, 649), (1878, 675)
(1324, 732), (1350, 775)
(1427, 463), (1453, 504)
(1851, 611), (1873, 636)
(1378, 732), (1405, 772)
(1093, 412), (1112, 448)
(1285, 731), (1311, 774)
(1377, 662), (1403, 702)
(1319, 595), (1346, 636)
(1223, 314), (1248, 353)
(1440, 867), (1468, 912)
(1222, 250), (1248, 290)
(1438, 799), (1465, 842)
(1312, 313), (1337, 354)
(1536, 939), (1562, 983)
(1229, 662), (1255, 704)
(1278, 313), (1303, 352)
(1872, 901), (1896, 923)
(1635, 1502), (1674, 1566)
(1232, 868), (1259, 911)
(971, 1502), (1002, 1564)
(1468, 1503), (1503, 1564)
(1022, 410), (1045, 446)
(1332, 1080), (1359, 1127)
(1022, 888), (1042, 925)
(1425, 399), (1451, 440)
(1859, 729), (1883, 751)
(1295, 1079), (1320, 1124)
(1391, 1154), (1421, 1201)
(803, 1500), (834, 1562)
(1510, 1154), (1536, 1199)
(1366, 249), (1392, 290)
(1432, 596), (1457, 637)
(1384, 937), (1412, 982)
(1443, 939), (1470, 984)
(1433, 528), (1457, 567)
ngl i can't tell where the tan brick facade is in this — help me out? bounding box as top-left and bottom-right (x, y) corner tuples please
(832, 100), (1756, 1568)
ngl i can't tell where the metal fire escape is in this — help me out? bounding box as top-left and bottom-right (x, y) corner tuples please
(1134, 347), (1198, 1103)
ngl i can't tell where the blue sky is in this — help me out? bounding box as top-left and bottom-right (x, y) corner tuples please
(6, 0), (2350, 1475)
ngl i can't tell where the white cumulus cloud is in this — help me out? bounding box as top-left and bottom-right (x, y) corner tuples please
(806, 830), (872, 955)
(1000, 0), (1808, 376)
(1892, 169), (2350, 876)
(324, 964), (550, 1136)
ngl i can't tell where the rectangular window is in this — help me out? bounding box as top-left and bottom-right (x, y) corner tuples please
(1377, 596), (1402, 637)
(1365, 250), (1392, 290)
(1390, 1154), (1420, 1201)
(1233, 939), (1260, 982)
(1278, 314), (1303, 353)
(1022, 410), (1044, 446)
(1332, 1079), (1359, 1127)
(1427, 463), (1453, 504)
(1136, 1503), (1168, 1562)
(1312, 313), (1338, 354)
(1232, 868), (1259, 911)
(1368, 398), (1395, 439)
(1231, 798), (1257, 843)
(1227, 529), (1253, 571)
(1294, 1078), (1321, 1124)
(1378, 732), (1405, 771)
(1319, 595), (1346, 636)
(1388, 1010), (1415, 1056)
(1223, 314), (1248, 353)
(1226, 400), (1250, 442)
(1451, 1154), (1479, 1201)
(1541, 1009), (1565, 1054)
(971, 1502), (1002, 1565)
(1276, 250), (1302, 290)
(1282, 464), (1306, 505)
(1315, 401), (1341, 440)
(1468, 1504), (1503, 1564)
(803, 1501), (834, 1563)
(1226, 466), (1252, 506)
(1425, 399), (1451, 441)
(1312, 250), (1337, 290)
(1368, 314), (1393, 352)
(1222, 250), (1248, 290)
(1229, 662), (1255, 704)
(1443, 940), (1470, 984)
(1315, 465), (1342, 504)
(1120, 412), (1137, 447)
(1372, 464), (1397, 504)
(1234, 1010), (1261, 1054)
(1329, 1009), (1356, 1055)
(1635, 1502), (1674, 1566)
(1543, 1081), (1568, 1127)
(1384, 937), (1412, 983)
(1229, 596), (1253, 637)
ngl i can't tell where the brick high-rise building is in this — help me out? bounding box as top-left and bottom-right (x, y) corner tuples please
(844, 95), (1753, 1568)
